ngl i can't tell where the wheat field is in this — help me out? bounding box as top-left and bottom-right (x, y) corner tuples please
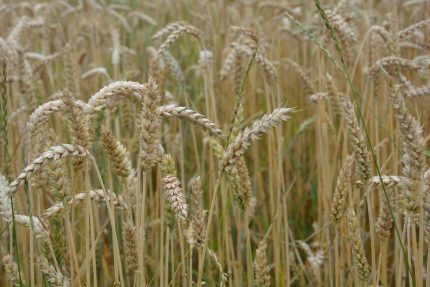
(0, 0), (430, 286)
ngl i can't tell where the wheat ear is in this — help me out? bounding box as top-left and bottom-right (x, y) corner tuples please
(61, 89), (91, 169)
(368, 175), (403, 187)
(331, 155), (355, 224)
(0, 174), (11, 221)
(38, 256), (70, 287)
(139, 78), (163, 169)
(123, 222), (138, 271)
(2, 254), (22, 285)
(157, 104), (224, 138)
(342, 98), (372, 182)
(190, 176), (206, 244)
(7, 144), (90, 196)
(389, 84), (426, 218)
(397, 19), (430, 39)
(286, 59), (316, 96)
(162, 175), (188, 220)
(14, 215), (49, 239)
(375, 189), (395, 241)
(101, 126), (133, 178)
(43, 189), (126, 219)
(346, 208), (370, 283)
(231, 42), (278, 83)
(152, 21), (187, 41)
(85, 81), (145, 117)
(254, 240), (271, 287)
(156, 22), (201, 54)
(219, 107), (294, 172)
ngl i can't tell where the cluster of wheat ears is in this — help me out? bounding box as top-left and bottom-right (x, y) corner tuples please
(0, 0), (430, 286)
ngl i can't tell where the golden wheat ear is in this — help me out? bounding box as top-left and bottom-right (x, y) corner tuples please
(346, 208), (370, 283)
(219, 107), (294, 173)
(254, 240), (271, 287)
